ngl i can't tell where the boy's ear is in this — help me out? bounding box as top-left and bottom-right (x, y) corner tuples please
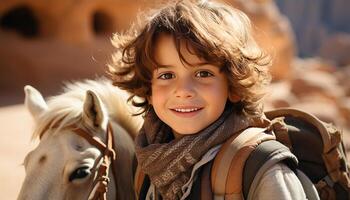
(228, 92), (241, 103)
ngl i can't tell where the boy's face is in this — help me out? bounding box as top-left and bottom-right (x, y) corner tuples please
(149, 34), (229, 137)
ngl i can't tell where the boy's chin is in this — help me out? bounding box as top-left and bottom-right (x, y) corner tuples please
(172, 128), (200, 138)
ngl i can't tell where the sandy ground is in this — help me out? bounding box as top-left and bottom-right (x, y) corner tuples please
(0, 104), (37, 199)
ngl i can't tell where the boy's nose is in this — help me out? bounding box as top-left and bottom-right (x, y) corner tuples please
(174, 79), (196, 99)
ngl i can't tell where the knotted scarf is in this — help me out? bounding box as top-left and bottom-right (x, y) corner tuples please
(135, 105), (260, 199)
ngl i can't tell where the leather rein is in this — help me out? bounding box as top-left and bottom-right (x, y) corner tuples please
(70, 122), (117, 200)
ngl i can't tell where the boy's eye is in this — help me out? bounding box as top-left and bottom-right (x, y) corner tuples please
(195, 71), (213, 78)
(158, 73), (175, 80)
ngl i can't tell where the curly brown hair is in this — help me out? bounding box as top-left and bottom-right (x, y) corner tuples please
(108, 0), (271, 117)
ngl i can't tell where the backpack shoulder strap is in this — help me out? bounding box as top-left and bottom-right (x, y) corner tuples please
(201, 159), (214, 200)
(243, 140), (298, 199)
(211, 127), (275, 199)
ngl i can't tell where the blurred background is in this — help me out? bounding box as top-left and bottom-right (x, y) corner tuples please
(0, 0), (349, 199)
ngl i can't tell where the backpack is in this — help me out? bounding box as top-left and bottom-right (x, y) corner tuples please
(212, 108), (350, 200)
(134, 108), (350, 200)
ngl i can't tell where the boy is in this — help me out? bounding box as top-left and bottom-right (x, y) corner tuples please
(109, 0), (306, 199)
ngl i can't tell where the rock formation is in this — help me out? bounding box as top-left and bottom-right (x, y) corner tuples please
(276, 0), (350, 65)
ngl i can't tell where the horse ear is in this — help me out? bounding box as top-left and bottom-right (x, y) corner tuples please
(82, 90), (108, 129)
(24, 85), (48, 121)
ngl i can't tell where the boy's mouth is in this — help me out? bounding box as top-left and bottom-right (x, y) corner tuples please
(173, 108), (201, 113)
(170, 107), (203, 117)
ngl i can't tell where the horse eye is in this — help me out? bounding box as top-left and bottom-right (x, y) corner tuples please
(69, 166), (91, 182)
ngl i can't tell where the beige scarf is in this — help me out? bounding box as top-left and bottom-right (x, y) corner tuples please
(135, 104), (256, 200)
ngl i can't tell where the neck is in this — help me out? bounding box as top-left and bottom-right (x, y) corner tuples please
(111, 122), (137, 200)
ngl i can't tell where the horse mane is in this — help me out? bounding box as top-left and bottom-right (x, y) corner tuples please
(32, 78), (143, 140)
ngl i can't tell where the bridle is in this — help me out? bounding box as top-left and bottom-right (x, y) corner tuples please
(70, 122), (117, 200)
(39, 120), (117, 200)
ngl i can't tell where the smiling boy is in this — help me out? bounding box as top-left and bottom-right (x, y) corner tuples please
(109, 0), (306, 199)
(150, 34), (230, 136)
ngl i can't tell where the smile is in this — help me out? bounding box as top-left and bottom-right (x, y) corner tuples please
(170, 107), (203, 117)
(173, 108), (201, 113)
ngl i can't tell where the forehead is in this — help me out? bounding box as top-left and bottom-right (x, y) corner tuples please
(153, 33), (205, 66)
(23, 131), (99, 167)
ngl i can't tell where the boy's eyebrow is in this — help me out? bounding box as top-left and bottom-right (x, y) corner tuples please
(156, 64), (173, 69)
(195, 62), (211, 67)
(156, 62), (211, 69)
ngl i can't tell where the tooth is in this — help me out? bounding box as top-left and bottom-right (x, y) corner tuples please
(174, 108), (199, 112)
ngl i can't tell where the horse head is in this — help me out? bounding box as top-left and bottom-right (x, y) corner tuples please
(17, 79), (142, 200)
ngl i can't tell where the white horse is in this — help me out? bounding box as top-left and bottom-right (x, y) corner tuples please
(17, 79), (143, 200)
